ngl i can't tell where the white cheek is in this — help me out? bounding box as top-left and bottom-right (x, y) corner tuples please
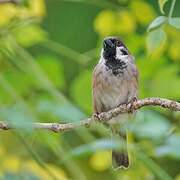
(116, 47), (123, 59)
(116, 47), (128, 60)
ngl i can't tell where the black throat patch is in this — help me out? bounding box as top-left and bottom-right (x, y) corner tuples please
(105, 57), (127, 76)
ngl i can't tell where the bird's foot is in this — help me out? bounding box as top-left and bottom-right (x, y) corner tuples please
(92, 113), (100, 122)
(128, 97), (138, 113)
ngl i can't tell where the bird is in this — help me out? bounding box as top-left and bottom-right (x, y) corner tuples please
(92, 36), (138, 169)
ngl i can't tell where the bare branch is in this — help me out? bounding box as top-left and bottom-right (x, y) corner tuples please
(0, 0), (18, 4)
(0, 97), (179, 132)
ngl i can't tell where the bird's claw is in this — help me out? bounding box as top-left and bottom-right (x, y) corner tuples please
(92, 113), (100, 122)
(128, 97), (137, 113)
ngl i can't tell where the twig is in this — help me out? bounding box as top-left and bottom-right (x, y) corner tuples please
(0, 97), (179, 132)
(168, 0), (176, 19)
(0, 0), (18, 4)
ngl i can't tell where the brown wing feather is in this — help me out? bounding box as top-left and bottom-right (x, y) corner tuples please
(92, 64), (103, 113)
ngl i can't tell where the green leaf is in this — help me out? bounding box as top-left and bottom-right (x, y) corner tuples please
(137, 149), (173, 180)
(169, 17), (180, 29)
(126, 34), (145, 54)
(70, 139), (121, 158)
(130, 110), (171, 140)
(137, 56), (165, 80)
(36, 55), (65, 90)
(70, 70), (92, 114)
(156, 134), (180, 159)
(150, 65), (180, 98)
(148, 16), (167, 31)
(146, 28), (166, 55)
(14, 25), (47, 47)
(2, 71), (33, 95)
(0, 104), (36, 130)
(36, 97), (86, 122)
(158, 0), (169, 14)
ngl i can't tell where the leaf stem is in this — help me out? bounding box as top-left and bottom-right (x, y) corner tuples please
(168, 0), (176, 19)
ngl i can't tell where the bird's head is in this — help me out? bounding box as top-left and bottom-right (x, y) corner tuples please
(102, 37), (129, 61)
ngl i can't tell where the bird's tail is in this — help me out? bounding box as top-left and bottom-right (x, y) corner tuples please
(111, 125), (129, 170)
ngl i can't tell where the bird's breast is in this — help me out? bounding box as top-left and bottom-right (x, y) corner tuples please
(93, 63), (129, 112)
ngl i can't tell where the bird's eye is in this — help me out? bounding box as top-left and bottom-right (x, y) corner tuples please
(121, 49), (128, 55)
(116, 40), (121, 46)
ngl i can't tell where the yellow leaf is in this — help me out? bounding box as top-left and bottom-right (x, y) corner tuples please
(0, 146), (5, 177)
(116, 10), (136, 34)
(2, 156), (20, 173)
(168, 40), (180, 61)
(0, 4), (18, 26)
(176, 174), (180, 180)
(94, 10), (116, 36)
(29, 0), (46, 17)
(46, 164), (68, 180)
(166, 25), (180, 40)
(17, 7), (32, 18)
(0, 146), (6, 156)
(130, 1), (156, 25)
(25, 160), (68, 179)
(89, 151), (111, 171)
(25, 160), (48, 177)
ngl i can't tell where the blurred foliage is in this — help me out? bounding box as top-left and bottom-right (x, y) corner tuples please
(0, 0), (180, 180)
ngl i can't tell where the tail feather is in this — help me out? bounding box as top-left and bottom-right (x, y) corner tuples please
(112, 151), (129, 169)
(111, 126), (129, 170)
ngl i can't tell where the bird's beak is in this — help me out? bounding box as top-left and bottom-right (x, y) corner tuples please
(103, 39), (116, 58)
(103, 39), (114, 50)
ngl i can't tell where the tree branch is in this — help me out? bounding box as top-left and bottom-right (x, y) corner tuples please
(0, 0), (19, 4)
(0, 97), (179, 132)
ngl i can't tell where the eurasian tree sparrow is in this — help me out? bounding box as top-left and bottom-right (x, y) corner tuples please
(92, 37), (138, 169)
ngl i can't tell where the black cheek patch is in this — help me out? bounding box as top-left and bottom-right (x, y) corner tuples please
(121, 49), (128, 55)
